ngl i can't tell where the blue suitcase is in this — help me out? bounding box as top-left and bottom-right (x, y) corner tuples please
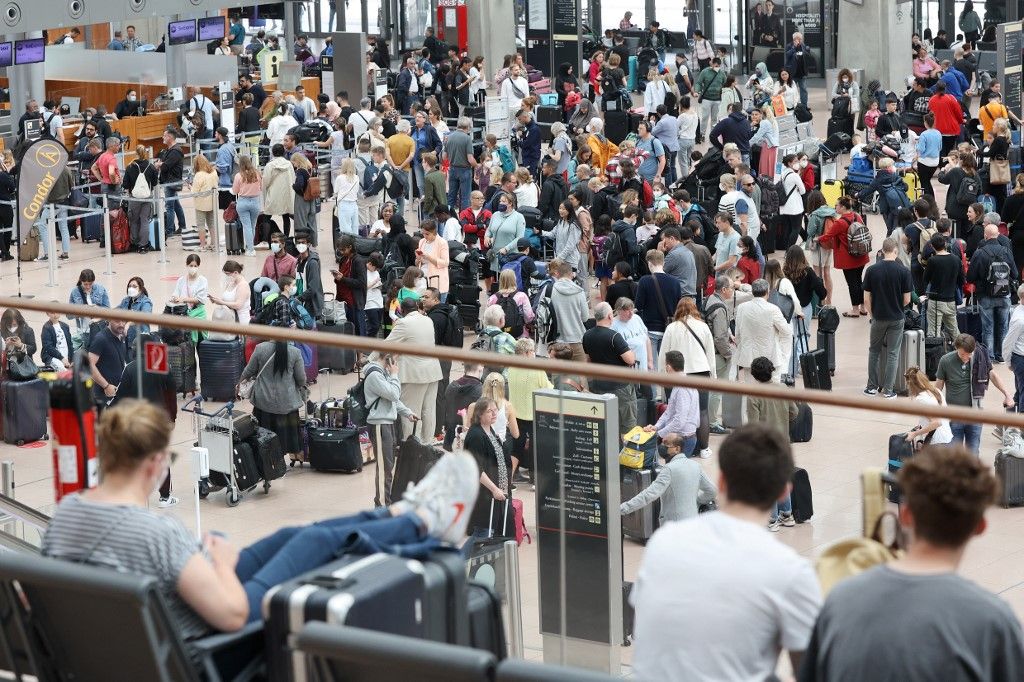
(81, 213), (103, 243)
(197, 338), (244, 402)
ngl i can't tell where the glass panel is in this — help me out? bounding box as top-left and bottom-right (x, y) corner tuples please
(317, 0), (383, 33)
(601, 0), (645, 32)
(402, 0), (432, 52)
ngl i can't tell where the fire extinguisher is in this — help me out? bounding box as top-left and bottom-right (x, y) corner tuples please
(49, 352), (97, 502)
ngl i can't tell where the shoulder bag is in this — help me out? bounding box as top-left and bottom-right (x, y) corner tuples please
(651, 274), (672, 325)
(238, 357), (273, 400)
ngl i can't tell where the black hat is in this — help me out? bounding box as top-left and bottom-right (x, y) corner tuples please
(516, 238), (531, 250)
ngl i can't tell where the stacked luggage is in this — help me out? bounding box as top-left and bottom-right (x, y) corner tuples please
(198, 338), (245, 402)
(317, 295), (358, 375)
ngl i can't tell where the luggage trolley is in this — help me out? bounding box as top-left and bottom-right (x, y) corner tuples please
(183, 396), (267, 506)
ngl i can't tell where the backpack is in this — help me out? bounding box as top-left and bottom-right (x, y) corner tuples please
(640, 179), (654, 209)
(130, 162), (152, 199)
(831, 94), (851, 119)
(987, 251), (1013, 297)
(289, 298), (316, 330)
(496, 293), (525, 338)
(602, 231), (624, 269)
(684, 205), (718, 245)
(471, 328), (507, 376)
(702, 301), (726, 326)
(343, 365), (384, 427)
(881, 183), (910, 213)
(978, 193), (997, 214)
(956, 175), (981, 206)
(663, 88), (678, 115)
(500, 254), (528, 291)
(600, 69), (618, 96)
(846, 214), (872, 257)
(39, 112), (57, 139)
(915, 221), (938, 265)
(773, 171), (796, 210)
(532, 280), (558, 346)
(441, 305), (464, 347)
(496, 145), (516, 174)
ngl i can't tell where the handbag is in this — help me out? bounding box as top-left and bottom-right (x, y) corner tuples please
(6, 351), (39, 382)
(619, 426), (658, 469)
(238, 357), (273, 400)
(223, 201), (238, 223)
(303, 174), (321, 201)
(990, 158), (1011, 185)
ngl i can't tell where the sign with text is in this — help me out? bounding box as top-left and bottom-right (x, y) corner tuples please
(998, 22), (1024, 119)
(17, 138), (69, 241)
(534, 390), (621, 673)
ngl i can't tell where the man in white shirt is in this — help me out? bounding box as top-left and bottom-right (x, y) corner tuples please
(1004, 283), (1024, 413)
(501, 64), (530, 120)
(349, 97), (374, 141)
(294, 85), (318, 122)
(735, 278), (793, 384)
(632, 423), (821, 682)
(187, 86), (219, 141)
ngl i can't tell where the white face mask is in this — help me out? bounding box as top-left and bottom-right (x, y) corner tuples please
(187, 266), (199, 277)
(296, 243), (308, 254)
(841, 78), (849, 84)
(799, 160), (808, 168)
(7, 326), (17, 334)
(127, 95), (137, 102)
(270, 243), (281, 254)
(127, 286), (139, 298)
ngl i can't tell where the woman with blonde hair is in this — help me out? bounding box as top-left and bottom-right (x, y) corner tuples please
(121, 145), (159, 253)
(983, 117), (1012, 213)
(290, 152), (318, 242)
(513, 167), (539, 208)
(487, 269), (535, 335)
(190, 154), (218, 251)
(506, 338), (551, 480)
(904, 366), (953, 446)
(657, 298), (716, 458)
(643, 68), (670, 114)
(466, 372), (521, 474)
(334, 157), (360, 236)
(231, 155), (262, 256)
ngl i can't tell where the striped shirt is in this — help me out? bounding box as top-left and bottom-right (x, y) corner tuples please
(42, 494), (210, 641)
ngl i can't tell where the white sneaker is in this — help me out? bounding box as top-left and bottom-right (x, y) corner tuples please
(768, 517), (781, 532)
(699, 447), (712, 459)
(157, 496), (179, 508)
(780, 512), (796, 527)
(244, 249), (257, 257)
(255, 241), (269, 250)
(397, 452), (480, 544)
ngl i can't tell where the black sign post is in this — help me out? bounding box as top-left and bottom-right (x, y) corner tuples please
(550, 0), (580, 82)
(533, 389), (621, 674)
(997, 22), (1024, 120)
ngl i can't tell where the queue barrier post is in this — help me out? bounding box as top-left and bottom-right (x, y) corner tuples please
(156, 185), (169, 265)
(503, 539), (525, 658)
(101, 195), (115, 276)
(45, 205), (58, 288)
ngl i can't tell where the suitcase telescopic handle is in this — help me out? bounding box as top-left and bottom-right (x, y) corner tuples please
(487, 498), (511, 538)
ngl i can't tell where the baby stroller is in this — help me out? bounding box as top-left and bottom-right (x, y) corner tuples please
(636, 47), (660, 92)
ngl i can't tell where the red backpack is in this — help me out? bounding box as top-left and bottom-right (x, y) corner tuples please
(640, 179), (654, 209)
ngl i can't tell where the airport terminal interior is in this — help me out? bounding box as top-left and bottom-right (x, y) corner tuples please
(1, 0), (1024, 680)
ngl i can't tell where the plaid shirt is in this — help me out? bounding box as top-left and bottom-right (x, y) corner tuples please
(605, 149), (651, 186)
(482, 326), (518, 356)
(122, 37), (143, 52)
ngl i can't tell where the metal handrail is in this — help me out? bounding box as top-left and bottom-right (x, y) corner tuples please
(0, 296), (1021, 429)
(0, 493), (51, 532)
(0, 528), (41, 555)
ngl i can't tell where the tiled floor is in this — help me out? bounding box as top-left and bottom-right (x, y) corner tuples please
(2, 81), (1023, 676)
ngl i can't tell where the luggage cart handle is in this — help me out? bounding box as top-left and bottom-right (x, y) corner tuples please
(180, 395), (236, 419)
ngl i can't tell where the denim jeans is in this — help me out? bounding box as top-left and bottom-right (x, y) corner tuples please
(796, 78), (808, 107)
(36, 204), (70, 256)
(412, 162), (425, 201)
(337, 201), (359, 235)
(234, 508), (429, 622)
(680, 434), (697, 457)
(163, 183), (187, 235)
(663, 150), (677, 185)
(235, 196), (261, 252)
(448, 166), (473, 210)
(950, 421), (982, 454)
(396, 169), (411, 215)
(771, 494), (793, 522)
(867, 318), (905, 393)
(1012, 353), (1024, 411)
(979, 296), (1011, 361)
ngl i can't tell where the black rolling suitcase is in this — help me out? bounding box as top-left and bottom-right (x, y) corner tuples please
(924, 335), (949, 381)
(454, 283), (480, 306)
(621, 467), (660, 543)
(265, 551), (467, 682)
(459, 303), (480, 329)
(160, 303), (190, 345)
(210, 440), (261, 491)
(248, 426), (287, 481)
(826, 115), (854, 139)
(465, 582), (507, 659)
(887, 432), (914, 503)
(800, 348), (832, 390)
(167, 339), (197, 396)
(317, 320), (358, 373)
(224, 220), (244, 255)
(995, 452), (1024, 508)
(1, 379), (48, 445)
(391, 436), (443, 501)
(634, 398), (656, 426)
(198, 338), (244, 402)
(789, 402), (813, 443)
(816, 330), (836, 375)
(308, 424), (362, 472)
(790, 467), (813, 522)
(956, 299), (983, 343)
(605, 109), (629, 145)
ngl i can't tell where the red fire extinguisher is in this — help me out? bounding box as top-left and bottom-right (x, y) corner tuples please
(49, 352), (97, 501)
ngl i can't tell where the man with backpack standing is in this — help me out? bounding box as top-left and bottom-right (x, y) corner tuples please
(784, 32), (809, 108)
(443, 117), (477, 210)
(661, 227), (698, 299)
(903, 200), (938, 293)
(538, 158), (569, 224)
(968, 223), (1019, 363)
(549, 259), (590, 364)
(423, 287), (463, 443)
(856, 158), (909, 236)
(636, 121), (666, 184)
(862, 238), (913, 398)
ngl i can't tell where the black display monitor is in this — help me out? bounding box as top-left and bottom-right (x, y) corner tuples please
(198, 16), (226, 41)
(168, 19), (197, 46)
(13, 38), (44, 65)
(0, 43), (12, 68)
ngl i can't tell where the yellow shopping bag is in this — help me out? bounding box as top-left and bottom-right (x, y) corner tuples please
(619, 426), (658, 469)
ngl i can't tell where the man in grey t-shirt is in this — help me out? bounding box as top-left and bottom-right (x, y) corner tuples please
(443, 117), (477, 210)
(660, 226), (697, 298)
(799, 446), (1024, 681)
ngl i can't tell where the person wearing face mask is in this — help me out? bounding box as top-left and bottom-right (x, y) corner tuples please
(829, 68), (860, 121)
(293, 233), (323, 320)
(261, 275), (306, 329)
(483, 192), (527, 291)
(778, 154), (808, 249)
(116, 276), (153, 343)
(261, 231), (298, 280)
(796, 153), (815, 192)
(0, 151), (14, 261)
(208, 260), (252, 325)
(87, 319), (129, 412)
(1, 308), (37, 361)
(170, 255), (210, 343)
(115, 89), (142, 120)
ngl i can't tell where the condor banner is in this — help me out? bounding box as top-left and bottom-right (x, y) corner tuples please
(18, 138), (69, 241)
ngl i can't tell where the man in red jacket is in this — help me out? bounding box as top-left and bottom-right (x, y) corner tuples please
(927, 81), (965, 158)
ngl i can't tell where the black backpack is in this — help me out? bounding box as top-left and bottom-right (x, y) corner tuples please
(496, 293), (525, 338)
(602, 232), (624, 269)
(600, 69), (619, 96)
(343, 366), (384, 427)
(441, 305), (464, 347)
(39, 112), (57, 139)
(987, 250), (1014, 297)
(957, 175), (981, 206)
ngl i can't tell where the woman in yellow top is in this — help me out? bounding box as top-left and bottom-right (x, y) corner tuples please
(505, 338), (552, 482)
(190, 155), (218, 251)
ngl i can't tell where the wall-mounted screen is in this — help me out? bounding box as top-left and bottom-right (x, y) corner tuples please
(198, 17), (226, 41)
(168, 19), (197, 46)
(13, 38), (44, 65)
(0, 43), (12, 68)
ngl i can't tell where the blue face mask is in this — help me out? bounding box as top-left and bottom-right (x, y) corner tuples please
(497, 203), (508, 213)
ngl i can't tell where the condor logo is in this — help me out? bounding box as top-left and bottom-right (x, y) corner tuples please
(17, 138), (69, 240)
